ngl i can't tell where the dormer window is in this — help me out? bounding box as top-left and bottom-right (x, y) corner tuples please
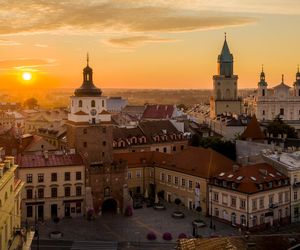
(131, 137), (137, 144)
(91, 100), (95, 107)
(268, 182), (273, 188)
(79, 100), (83, 107)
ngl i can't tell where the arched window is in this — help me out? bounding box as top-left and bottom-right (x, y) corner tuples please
(91, 100), (95, 107)
(260, 214), (265, 224)
(231, 213), (236, 225)
(79, 100), (83, 107)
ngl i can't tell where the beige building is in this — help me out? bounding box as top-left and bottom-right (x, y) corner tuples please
(115, 146), (235, 215)
(0, 156), (24, 250)
(263, 150), (300, 223)
(210, 163), (290, 229)
(17, 152), (86, 222)
(210, 36), (242, 119)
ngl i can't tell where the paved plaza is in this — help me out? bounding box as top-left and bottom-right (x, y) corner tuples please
(34, 202), (237, 244)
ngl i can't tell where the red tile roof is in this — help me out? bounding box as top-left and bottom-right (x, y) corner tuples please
(74, 111), (88, 115)
(240, 115), (265, 140)
(212, 163), (289, 194)
(17, 154), (84, 168)
(142, 105), (174, 119)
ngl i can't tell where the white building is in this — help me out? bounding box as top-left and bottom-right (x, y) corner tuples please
(263, 150), (300, 222)
(17, 152), (86, 222)
(210, 163), (290, 229)
(245, 67), (300, 122)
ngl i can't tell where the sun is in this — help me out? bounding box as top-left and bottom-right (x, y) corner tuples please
(22, 72), (32, 81)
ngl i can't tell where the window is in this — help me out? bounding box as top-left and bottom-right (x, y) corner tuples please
(213, 192), (219, 202)
(26, 189), (33, 199)
(27, 206), (33, 218)
(188, 180), (193, 189)
(240, 199), (246, 209)
(280, 108), (284, 115)
(173, 146), (176, 152)
(214, 208), (219, 217)
(83, 142), (87, 148)
(222, 194), (228, 205)
(279, 192), (283, 203)
(102, 100), (105, 107)
(38, 174), (44, 183)
(91, 100), (95, 107)
(160, 173), (165, 182)
(127, 171), (132, 179)
(163, 147), (167, 153)
(269, 195), (274, 205)
(38, 188), (44, 198)
(231, 197), (236, 207)
(149, 170), (153, 178)
(65, 187), (71, 197)
(259, 197), (264, 209)
(167, 175), (172, 183)
(252, 199), (257, 210)
(51, 173), (57, 182)
(180, 145), (184, 150)
(285, 191), (289, 202)
(102, 141), (106, 146)
(104, 187), (110, 197)
(102, 152), (105, 157)
(181, 178), (186, 187)
(76, 202), (81, 213)
(26, 174), (33, 183)
(252, 216), (257, 227)
(76, 172), (82, 181)
(65, 172), (71, 181)
(83, 128), (87, 134)
(51, 188), (57, 198)
(79, 100), (82, 107)
(262, 89), (265, 96)
(136, 170), (141, 178)
(174, 177), (179, 186)
(262, 110), (265, 115)
(294, 191), (298, 201)
(76, 186), (82, 196)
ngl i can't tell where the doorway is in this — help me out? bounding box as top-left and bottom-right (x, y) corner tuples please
(51, 204), (58, 219)
(65, 203), (71, 217)
(38, 205), (44, 221)
(102, 199), (117, 214)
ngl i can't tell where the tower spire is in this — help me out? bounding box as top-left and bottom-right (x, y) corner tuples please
(262, 64), (264, 73)
(282, 74), (284, 83)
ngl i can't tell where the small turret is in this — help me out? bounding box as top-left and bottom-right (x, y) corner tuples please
(294, 65), (300, 96)
(258, 65), (267, 97)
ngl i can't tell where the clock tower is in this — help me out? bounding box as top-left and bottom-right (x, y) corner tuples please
(67, 54), (113, 164)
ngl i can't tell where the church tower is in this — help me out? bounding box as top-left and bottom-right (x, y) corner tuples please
(210, 34), (242, 118)
(258, 66), (268, 97)
(294, 66), (300, 97)
(67, 54), (113, 164)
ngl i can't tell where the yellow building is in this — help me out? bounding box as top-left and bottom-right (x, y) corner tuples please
(0, 156), (24, 250)
(115, 146), (235, 215)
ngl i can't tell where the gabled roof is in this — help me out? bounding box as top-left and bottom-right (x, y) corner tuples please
(99, 110), (111, 115)
(142, 105), (174, 119)
(273, 82), (291, 89)
(240, 115), (265, 140)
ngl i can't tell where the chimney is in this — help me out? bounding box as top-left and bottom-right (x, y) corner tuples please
(5, 156), (14, 167)
(233, 164), (239, 172)
(44, 150), (49, 159)
(4, 160), (10, 169)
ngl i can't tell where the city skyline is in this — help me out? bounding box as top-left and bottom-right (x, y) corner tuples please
(0, 0), (299, 89)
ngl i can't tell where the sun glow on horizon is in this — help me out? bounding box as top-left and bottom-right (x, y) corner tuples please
(22, 72), (32, 81)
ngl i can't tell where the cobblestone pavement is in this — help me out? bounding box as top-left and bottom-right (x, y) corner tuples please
(35, 202), (238, 243)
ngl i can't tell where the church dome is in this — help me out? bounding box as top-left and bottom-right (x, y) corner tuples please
(74, 55), (102, 97)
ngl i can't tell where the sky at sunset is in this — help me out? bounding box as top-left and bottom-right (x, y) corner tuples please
(0, 0), (299, 90)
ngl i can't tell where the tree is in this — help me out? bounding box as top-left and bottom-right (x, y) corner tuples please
(191, 137), (236, 161)
(265, 116), (298, 139)
(24, 97), (38, 109)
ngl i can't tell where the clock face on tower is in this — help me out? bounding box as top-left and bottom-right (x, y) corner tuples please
(90, 109), (97, 116)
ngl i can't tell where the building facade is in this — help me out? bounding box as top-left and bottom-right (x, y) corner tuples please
(245, 68), (300, 122)
(0, 156), (24, 250)
(66, 56), (128, 214)
(263, 150), (300, 222)
(210, 163), (290, 229)
(17, 153), (85, 222)
(210, 36), (242, 118)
